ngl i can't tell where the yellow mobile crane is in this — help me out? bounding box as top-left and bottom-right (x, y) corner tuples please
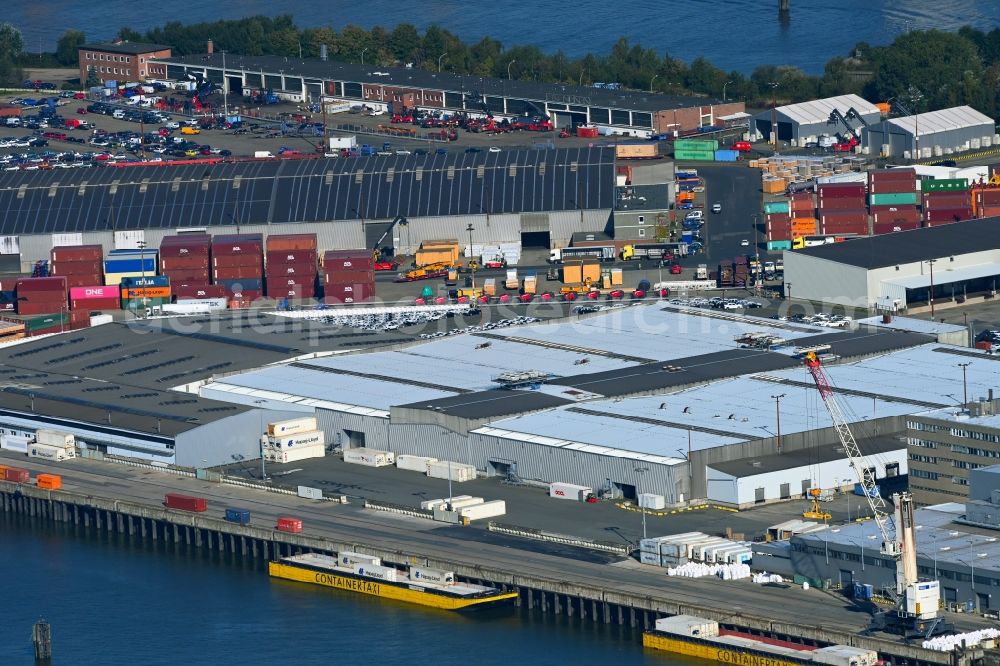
(804, 352), (952, 638)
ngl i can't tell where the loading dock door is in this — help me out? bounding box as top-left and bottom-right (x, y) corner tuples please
(488, 459), (515, 478)
(552, 111), (586, 129)
(344, 430), (365, 448)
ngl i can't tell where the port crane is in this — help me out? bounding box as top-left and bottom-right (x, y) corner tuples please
(803, 352), (951, 638)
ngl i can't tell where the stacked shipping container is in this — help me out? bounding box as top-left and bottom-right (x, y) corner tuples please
(323, 250), (375, 304)
(49, 245), (103, 289)
(120, 275), (171, 311)
(15, 276), (67, 316)
(160, 234), (212, 288)
(69, 285), (120, 311)
(212, 234), (264, 306)
(265, 234), (318, 300)
(973, 188), (1000, 219)
(817, 183), (867, 236)
(868, 169), (919, 234)
(104, 248), (158, 286)
(922, 181), (974, 227)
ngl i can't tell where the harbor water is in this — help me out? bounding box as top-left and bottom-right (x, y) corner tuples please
(0, 513), (678, 665)
(10, 1), (1000, 74)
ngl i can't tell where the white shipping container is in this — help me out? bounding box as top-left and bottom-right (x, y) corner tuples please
(639, 551), (660, 565)
(343, 447), (394, 467)
(410, 566), (455, 584)
(34, 429), (75, 449)
(549, 482), (592, 501)
(267, 430), (325, 450)
(654, 615), (720, 638)
(267, 417), (318, 437)
(419, 498), (447, 511)
(693, 538), (732, 562)
(266, 443), (326, 464)
(639, 536), (675, 551)
(90, 314), (113, 326)
(28, 443), (76, 461)
(447, 497), (484, 510)
(353, 563), (398, 582)
(0, 435), (30, 453)
(811, 646), (879, 666)
(684, 537), (725, 560)
(176, 297), (229, 309)
(459, 500), (506, 521)
(426, 461), (476, 482)
(704, 542), (740, 563)
(661, 555), (688, 567)
(395, 454), (438, 472)
(339, 551), (381, 567)
(638, 493), (666, 510)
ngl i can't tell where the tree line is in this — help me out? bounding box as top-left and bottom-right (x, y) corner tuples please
(3, 18), (999, 120)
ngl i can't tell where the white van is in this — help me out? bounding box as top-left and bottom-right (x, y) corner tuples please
(112, 109), (126, 119)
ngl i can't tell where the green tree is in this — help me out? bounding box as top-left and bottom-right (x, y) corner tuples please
(388, 24), (420, 63)
(85, 65), (100, 87)
(56, 30), (86, 66)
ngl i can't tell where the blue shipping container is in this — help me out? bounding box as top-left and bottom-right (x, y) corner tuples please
(120, 275), (169, 288)
(224, 508), (251, 525)
(104, 259), (156, 273)
(854, 483), (881, 498)
(216, 278), (263, 291)
(109, 248), (159, 257)
(714, 149), (739, 162)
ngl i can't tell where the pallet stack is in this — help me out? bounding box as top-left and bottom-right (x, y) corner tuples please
(265, 234), (318, 301)
(49, 245), (104, 288)
(212, 234), (264, 306)
(323, 250), (375, 304)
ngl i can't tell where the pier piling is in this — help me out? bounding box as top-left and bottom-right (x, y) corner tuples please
(32, 619), (52, 664)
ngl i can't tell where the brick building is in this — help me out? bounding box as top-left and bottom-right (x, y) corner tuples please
(78, 41), (172, 85)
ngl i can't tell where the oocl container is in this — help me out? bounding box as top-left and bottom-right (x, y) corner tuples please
(549, 482), (592, 501)
(275, 516), (303, 533)
(163, 493), (208, 512)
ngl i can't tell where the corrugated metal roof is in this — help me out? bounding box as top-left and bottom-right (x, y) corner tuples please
(472, 425), (684, 466)
(854, 316), (966, 335)
(885, 106), (994, 137)
(0, 147), (614, 234)
(774, 94), (879, 126)
(882, 263), (1000, 290)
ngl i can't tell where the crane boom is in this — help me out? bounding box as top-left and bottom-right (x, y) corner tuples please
(803, 352), (895, 547)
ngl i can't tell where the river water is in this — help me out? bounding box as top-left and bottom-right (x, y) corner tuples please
(9, 0), (1000, 74)
(0, 513), (680, 665)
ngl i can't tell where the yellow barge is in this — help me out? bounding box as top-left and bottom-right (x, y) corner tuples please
(643, 615), (879, 666)
(268, 552), (518, 611)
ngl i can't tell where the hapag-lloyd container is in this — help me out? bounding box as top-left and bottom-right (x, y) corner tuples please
(268, 429), (325, 450)
(266, 417), (318, 437)
(410, 566), (455, 584)
(70, 285), (118, 300)
(352, 563), (397, 582)
(340, 551), (382, 568)
(343, 447), (395, 467)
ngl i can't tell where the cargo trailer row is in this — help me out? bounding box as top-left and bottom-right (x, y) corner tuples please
(639, 532), (752, 569)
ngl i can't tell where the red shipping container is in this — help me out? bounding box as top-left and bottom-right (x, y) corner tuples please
(323, 250), (374, 271)
(213, 266), (265, 280)
(161, 256), (210, 270)
(213, 254), (264, 269)
(172, 284), (228, 299)
(266, 249), (318, 265)
(15, 276), (67, 293)
(923, 193), (972, 209)
(71, 297), (121, 311)
(872, 209), (921, 225)
(212, 234), (264, 256)
(275, 516), (303, 533)
(765, 212), (791, 224)
(818, 196), (866, 210)
(159, 245), (211, 259)
(818, 184), (866, 198)
(869, 168), (916, 181)
(163, 493), (207, 512)
(266, 262), (317, 277)
(874, 221), (921, 234)
(979, 206), (1000, 218)
(267, 281), (316, 295)
(766, 230), (792, 241)
(62, 275), (103, 288)
(225, 289), (263, 301)
(820, 210), (868, 223)
(17, 302), (67, 316)
(325, 283), (376, 299)
(69, 319), (90, 331)
(790, 200), (815, 214)
(925, 208), (973, 223)
(266, 233), (317, 252)
(50, 259), (103, 275)
(325, 272), (374, 287)
(268, 284), (316, 299)
(50, 244), (103, 262)
(4, 467), (30, 483)
(821, 224), (868, 235)
(974, 189), (1000, 205)
(160, 233), (211, 251)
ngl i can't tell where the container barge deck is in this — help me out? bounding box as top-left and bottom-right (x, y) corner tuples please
(268, 552), (518, 611)
(643, 615), (880, 666)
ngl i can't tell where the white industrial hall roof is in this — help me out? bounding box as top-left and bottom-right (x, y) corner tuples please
(773, 94), (880, 125)
(881, 263), (1000, 290)
(885, 106), (994, 138)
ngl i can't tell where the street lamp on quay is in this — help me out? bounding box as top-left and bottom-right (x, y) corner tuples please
(361, 48), (369, 66)
(771, 394), (786, 453)
(649, 74), (659, 93)
(635, 467), (649, 540)
(723, 80), (734, 102)
(958, 362), (971, 408)
(507, 60), (517, 80)
(438, 53), (447, 72)
(253, 399), (267, 482)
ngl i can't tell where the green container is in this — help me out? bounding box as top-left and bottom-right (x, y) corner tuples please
(17, 312), (69, 332)
(869, 192), (919, 206)
(675, 150), (716, 161)
(922, 179), (968, 192)
(767, 240), (792, 250)
(764, 201), (791, 215)
(675, 139), (719, 151)
(122, 297), (169, 310)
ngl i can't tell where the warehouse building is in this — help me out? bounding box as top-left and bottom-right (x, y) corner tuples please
(753, 501), (1000, 612)
(753, 94), (881, 147)
(863, 106), (996, 159)
(781, 218), (1000, 309)
(0, 147), (614, 268)
(197, 303), (998, 505)
(78, 40), (172, 85)
(157, 52), (745, 136)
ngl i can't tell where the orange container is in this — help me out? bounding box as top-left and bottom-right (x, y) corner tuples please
(37, 473), (62, 490)
(121, 286), (171, 299)
(266, 233), (318, 252)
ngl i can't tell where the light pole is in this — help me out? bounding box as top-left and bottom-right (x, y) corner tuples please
(466, 223), (476, 289)
(635, 467), (649, 540)
(136, 239), (148, 316)
(935, 546), (950, 580)
(723, 80), (733, 103)
(361, 48), (369, 66)
(768, 81), (779, 147)
(222, 50), (229, 118)
(927, 258), (937, 316)
(958, 362), (971, 408)
(253, 399), (267, 481)
(507, 59), (516, 80)
(771, 394), (785, 453)
(438, 53), (447, 72)
(649, 74), (659, 93)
